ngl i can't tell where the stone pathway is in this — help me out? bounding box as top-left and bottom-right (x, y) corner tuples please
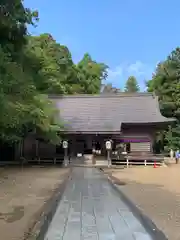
(44, 168), (153, 240)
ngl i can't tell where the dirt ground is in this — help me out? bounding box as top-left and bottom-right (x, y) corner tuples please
(0, 166), (70, 240)
(103, 164), (180, 240)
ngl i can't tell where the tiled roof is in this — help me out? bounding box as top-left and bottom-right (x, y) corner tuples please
(51, 93), (174, 133)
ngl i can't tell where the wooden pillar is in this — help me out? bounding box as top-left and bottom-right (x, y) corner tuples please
(35, 140), (39, 161)
(87, 135), (92, 149)
(151, 131), (156, 153)
(19, 140), (23, 159)
(71, 135), (76, 158)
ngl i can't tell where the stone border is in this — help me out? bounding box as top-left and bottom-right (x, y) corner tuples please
(100, 169), (168, 240)
(24, 167), (72, 240)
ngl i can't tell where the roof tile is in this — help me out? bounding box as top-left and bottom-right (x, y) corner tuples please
(51, 93), (174, 132)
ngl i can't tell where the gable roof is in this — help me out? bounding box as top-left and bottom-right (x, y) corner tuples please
(51, 93), (175, 133)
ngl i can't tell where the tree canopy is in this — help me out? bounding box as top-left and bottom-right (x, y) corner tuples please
(2, 0), (179, 153)
(146, 48), (180, 151)
(0, 0), (108, 144)
(124, 76), (140, 92)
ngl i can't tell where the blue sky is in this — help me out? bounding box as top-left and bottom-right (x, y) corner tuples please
(24, 0), (180, 90)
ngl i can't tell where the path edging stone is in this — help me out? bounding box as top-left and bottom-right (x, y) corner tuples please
(98, 167), (168, 240)
(24, 167), (72, 240)
(106, 173), (168, 240)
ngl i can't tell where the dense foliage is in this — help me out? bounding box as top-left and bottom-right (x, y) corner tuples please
(1, 1), (179, 152)
(0, 1), (108, 144)
(147, 48), (180, 151)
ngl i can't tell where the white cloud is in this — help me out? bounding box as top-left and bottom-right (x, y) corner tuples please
(127, 61), (147, 76)
(108, 61), (153, 79)
(107, 65), (123, 78)
(106, 61), (154, 90)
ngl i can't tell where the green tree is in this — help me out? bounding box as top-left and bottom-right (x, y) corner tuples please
(0, 0), (109, 146)
(0, 0), (38, 57)
(25, 34), (76, 94)
(25, 37), (108, 95)
(76, 53), (108, 94)
(0, 1), (62, 144)
(146, 48), (180, 150)
(124, 76), (140, 92)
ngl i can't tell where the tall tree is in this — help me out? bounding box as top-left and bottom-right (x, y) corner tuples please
(76, 53), (108, 94)
(0, 1), (61, 144)
(124, 76), (140, 92)
(146, 47), (180, 150)
(0, 0), (38, 57)
(25, 34), (76, 94)
(25, 38), (108, 95)
(0, 0), (109, 145)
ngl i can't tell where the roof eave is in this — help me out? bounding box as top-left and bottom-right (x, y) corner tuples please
(59, 130), (121, 134)
(121, 118), (176, 126)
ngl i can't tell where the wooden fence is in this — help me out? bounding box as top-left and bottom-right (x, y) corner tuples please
(111, 154), (165, 167)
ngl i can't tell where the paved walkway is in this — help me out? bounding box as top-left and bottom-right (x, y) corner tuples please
(44, 168), (153, 240)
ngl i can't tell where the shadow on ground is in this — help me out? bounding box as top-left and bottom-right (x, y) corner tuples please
(0, 206), (24, 223)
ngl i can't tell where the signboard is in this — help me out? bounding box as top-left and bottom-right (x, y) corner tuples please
(62, 140), (68, 149)
(106, 140), (112, 150)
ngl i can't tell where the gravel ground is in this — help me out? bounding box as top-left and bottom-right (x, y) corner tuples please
(103, 165), (180, 240)
(0, 166), (70, 240)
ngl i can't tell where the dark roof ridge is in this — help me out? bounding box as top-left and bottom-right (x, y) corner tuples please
(49, 92), (155, 99)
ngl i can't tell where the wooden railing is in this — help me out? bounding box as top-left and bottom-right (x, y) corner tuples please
(26, 154), (64, 165)
(0, 154), (65, 166)
(111, 154), (164, 166)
